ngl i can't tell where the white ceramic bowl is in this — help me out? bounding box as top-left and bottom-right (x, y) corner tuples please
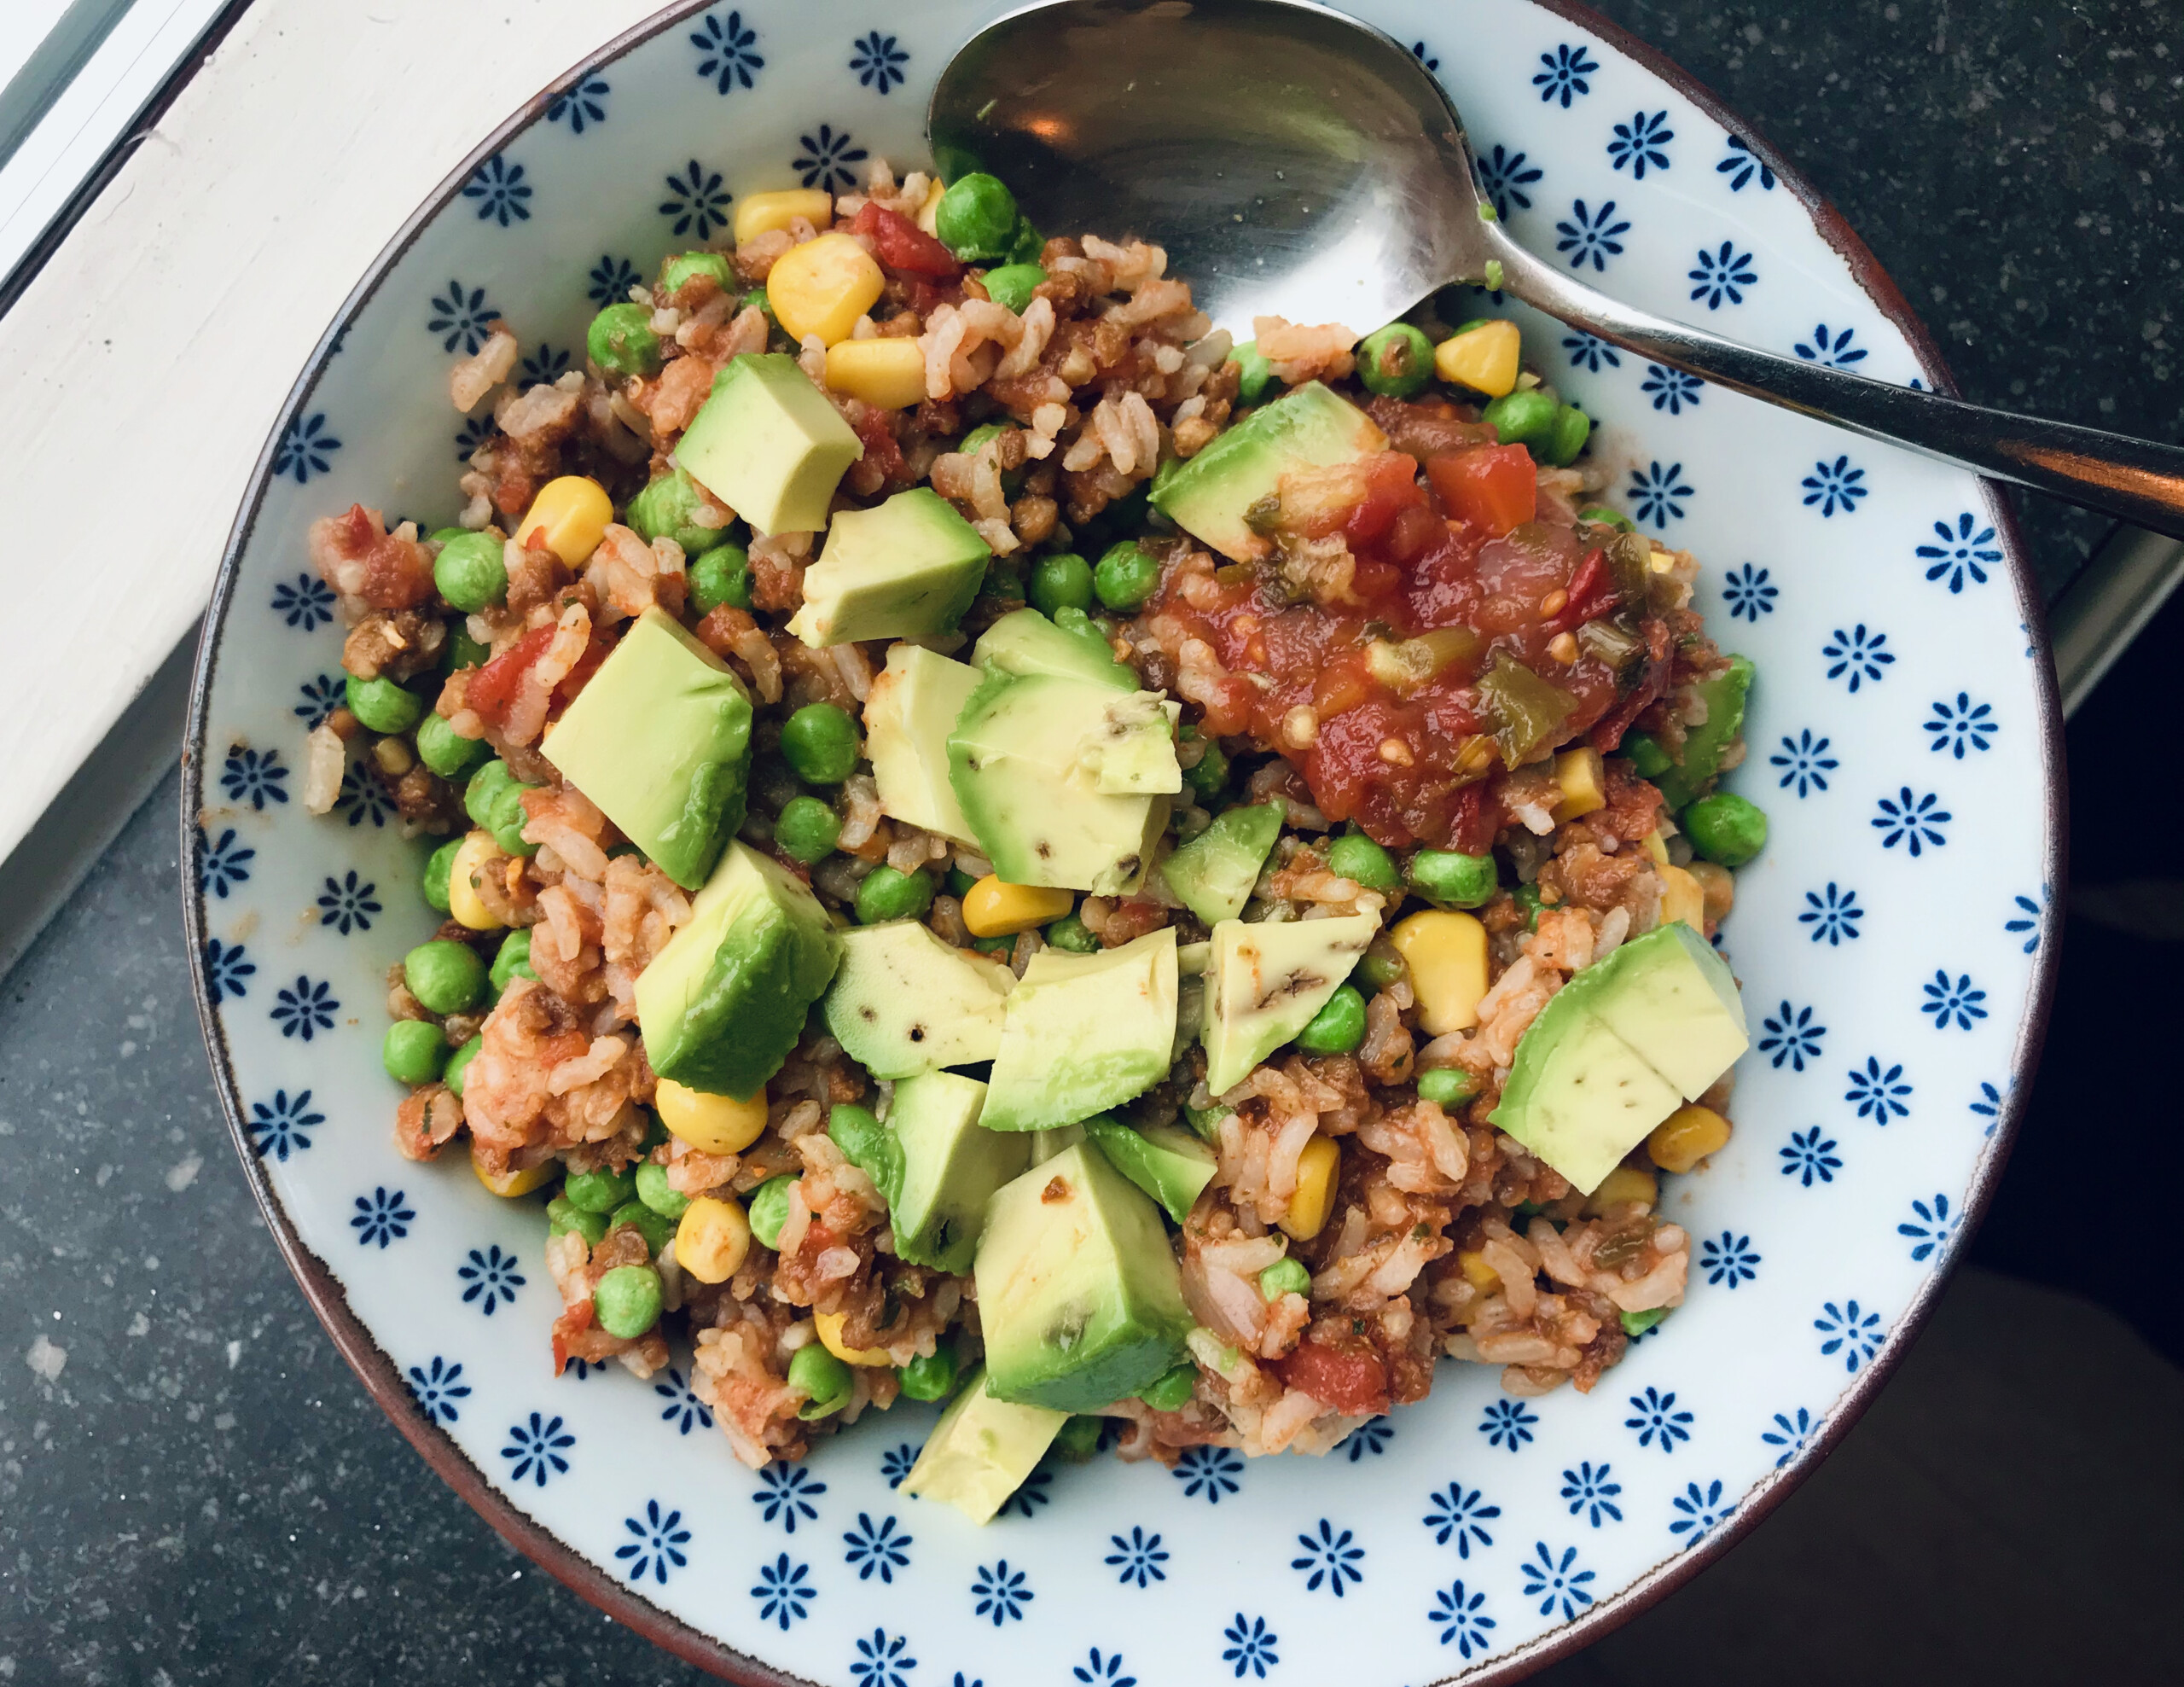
(183, 3), (2061, 1680)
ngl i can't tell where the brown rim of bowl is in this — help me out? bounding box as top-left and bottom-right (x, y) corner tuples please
(178, 2), (2066, 1682)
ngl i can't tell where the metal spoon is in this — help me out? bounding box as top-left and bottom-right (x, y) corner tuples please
(930, 0), (2184, 542)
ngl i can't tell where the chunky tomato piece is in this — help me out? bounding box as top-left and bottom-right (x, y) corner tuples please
(1338, 451), (1427, 549)
(1548, 548), (1614, 632)
(466, 624), (555, 732)
(850, 201), (961, 278)
(1426, 445), (1538, 538)
(554, 632), (610, 707)
(1275, 1335), (1391, 1416)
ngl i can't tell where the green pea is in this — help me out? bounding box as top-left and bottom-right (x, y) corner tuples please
(490, 928), (535, 993)
(563, 1164), (637, 1215)
(1409, 849), (1498, 910)
(1138, 1362), (1197, 1412)
(422, 838), (461, 914)
(444, 1033), (483, 1097)
(781, 703), (859, 784)
(629, 467), (735, 558)
(609, 1199), (675, 1256)
(958, 421), (1024, 491)
(897, 1345), (958, 1403)
(1327, 832), (1400, 893)
(345, 674), (425, 735)
(789, 1341), (853, 1419)
(1513, 881), (1547, 932)
(1417, 1067), (1479, 1108)
(972, 934), (1014, 957)
(1619, 1307), (1668, 1338)
(444, 625), (490, 672)
(1005, 219), (1045, 265)
(548, 1195), (608, 1248)
(775, 795), (842, 864)
(433, 530), (508, 613)
(404, 939), (486, 1015)
(1227, 340), (1277, 404)
(688, 544), (752, 614)
(1623, 731), (1673, 777)
(944, 865), (979, 898)
(464, 760), (516, 829)
(981, 262), (1046, 313)
(1050, 604), (1117, 654)
(1258, 1256), (1311, 1300)
(659, 251), (734, 295)
(488, 782), (537, 858)
(1577, 505), (1638, 534)
(1054, 1415), (1104, 1462)
(593, 1264), (664, 1338)
(1682, 792), (1768, 867)
(1093, 541), (1160, 613)
(1481, 388), (1560, 450)
(415, 713), (488, 781)
(382, 1020), (447, 1085)
(587, 302), (663, 379)
(1351, 943), (1406, 992)
(1356, 322), (1435, 398)
(1543, 403), (1593, 468)
(1182, 734), (1229, 803)
(856, 866), (933, 924)
(748, 1175), (799, 1250)
(1029, 553), (1094, 618)
(1295, 984), (1366, 1055)
(742, 286), (775, 321)
(935, 172), (1020, 262)
(1044, 913), (1097, 954)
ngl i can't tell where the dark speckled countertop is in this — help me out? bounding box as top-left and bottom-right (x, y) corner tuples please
(4, 3), (2181, 1684)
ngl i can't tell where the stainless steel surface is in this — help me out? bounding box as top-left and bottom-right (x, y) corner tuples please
(2051, 522), (2184, 718)
(930, 0), (2184, 543)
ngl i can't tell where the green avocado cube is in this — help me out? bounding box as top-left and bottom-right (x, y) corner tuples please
(975, 1143), (1194, 1412)
(676, 352), (863, 536)
(1078, 692), (1182, 795)
(1149, 381), (1385, 562)
(981, 928), (1179, 1132)
(863, 643), (983, 844)
(1648, 654), (1754, 811)
(634, 841), (840, 1098)
(538, 608), (751, 891)
(787, 487), (992, 647)
(1083, 1114), (1217, 1224)
(1159, 802), (1283, 925)
(823, 919), (1016, 1079)
(886, 1071), (1031, 1274)
(1585, 922), (1748, 1099)
(900, 1363), (1067, 1525)
(973, 607), (1137, 690)
(1202, 912), (1380, 1096)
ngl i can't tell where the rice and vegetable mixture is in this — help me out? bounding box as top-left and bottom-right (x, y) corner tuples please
(302, 160), (1766, 1517)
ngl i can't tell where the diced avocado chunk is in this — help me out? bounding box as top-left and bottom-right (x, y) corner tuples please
(886, 1071), (1031, 1273)
(864, 643), (983, 844)
(1490, 923), (1749, 1193)
(1202, 912), (1380, 1096)
(982, 928), (1179, 1131)
(1159, 802), (1283, 925)
(539, 608), (751, 890)
(787, 487), (992, 647)
(975, 1143), (1194, 1411)
(901, 1362), (1067, 1526)
(1083, 1114), (1217, 1224)
(949, 671), (1170, 893)
(823, 919), (1015, 1079)
(676, 352), (862, 536)
(634, 841), (840, 1097)
(1647, 654), (1754, 811)
(1077, 691), (1182, 796)
(1148, 381), (1386, 562)
(973, 606), (1136, 690)
(1031, 1123), (1087, 1163)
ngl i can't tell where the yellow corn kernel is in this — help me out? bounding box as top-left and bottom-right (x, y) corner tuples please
(1647, 1104), (1733, 1174)
(1583, 1163), (1659, 1215)
(825, 337), (930, 410)
(766, 232), (886, 347)
(915, 175), (945, 236)
(1389, 910), (1490, 1036)
(961, 875), (1075, 938)
(1551, 745), (1606, 821)
(515, 474), (613, 566)
(1279, 1135), (1340, 1242)
(815, 1309), (894, 1367)
(1640, 829), (1670, 866)
(1455, 1248), (1500, 1292)
(676, 1195), (751, 1284)
(447, 829), (504, 932)
(1433, 318), (1522, 398)
(1687, 859), (1736, 924)
(472, 1143), (555, 1198)
(733, 188), (834, 247)
(1658, 864), (1705, 933)
(654, 1077), (770, 1155)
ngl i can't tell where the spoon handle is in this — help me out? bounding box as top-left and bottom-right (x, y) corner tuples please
(1490, 231), (2184, 544)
